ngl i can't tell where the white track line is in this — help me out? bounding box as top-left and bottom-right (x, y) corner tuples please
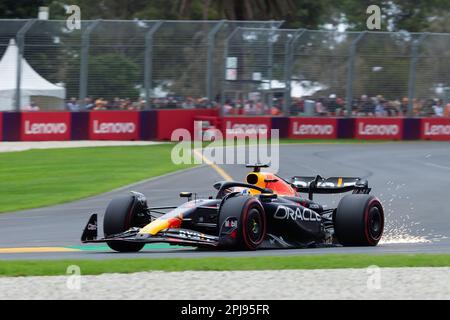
(0, 141), (165, 153)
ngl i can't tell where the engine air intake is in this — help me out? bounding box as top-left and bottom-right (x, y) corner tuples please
(246, 173), (259, 185)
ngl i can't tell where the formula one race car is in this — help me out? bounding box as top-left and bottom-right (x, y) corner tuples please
(81, 164), (384, 252)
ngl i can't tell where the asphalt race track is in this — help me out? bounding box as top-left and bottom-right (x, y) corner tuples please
(0, 142), (449, 260)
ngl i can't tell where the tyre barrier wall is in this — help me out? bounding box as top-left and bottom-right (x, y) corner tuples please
(0, 111), (449, 141)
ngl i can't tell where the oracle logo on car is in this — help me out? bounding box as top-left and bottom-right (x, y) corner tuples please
(89, 111), (139, 140)
(355, 118), (403, 140)
(289, 118), (337, 139)
(421, 118), (450, 140)
(20, 112), (71, 141)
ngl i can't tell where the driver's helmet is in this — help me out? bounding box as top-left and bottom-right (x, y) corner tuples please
(239, 188), (250, 196)
(223, 186), (251, 196)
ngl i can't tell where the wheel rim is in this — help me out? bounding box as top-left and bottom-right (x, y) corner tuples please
(246, 208), (263, 244)
(368, 206), (383, 240)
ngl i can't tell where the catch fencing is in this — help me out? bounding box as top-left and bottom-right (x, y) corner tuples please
(0, 19), (449, 116)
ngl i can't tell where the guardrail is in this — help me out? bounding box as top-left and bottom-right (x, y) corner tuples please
(1, 110), (449, 141)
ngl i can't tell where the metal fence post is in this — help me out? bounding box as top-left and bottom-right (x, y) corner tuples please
(144, 20), (164, 109)
(407, 32), (428, 117)
(267, 21), (285, 110)
(206, 20), (225, 102)
(220, 27), (241, 116)
(283, 37), (292, 115)
(15, 19), (36, 111)
(283, 29), (305, 115)
(79, 20), (100, 107)
(345, 31), (366, 116)
(267, 23), (276, 109)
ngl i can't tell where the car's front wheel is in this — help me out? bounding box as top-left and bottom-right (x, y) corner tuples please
(334, 194), (384, 246)
(218, 196), (267, 250)
(103, 195), (146, 252)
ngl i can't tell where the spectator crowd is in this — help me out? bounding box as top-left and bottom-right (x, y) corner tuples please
(66, 97), (146, 111)
(289, 94), (450, 118)
(63, 94), (450, 118)
(65, 96), (217, 112)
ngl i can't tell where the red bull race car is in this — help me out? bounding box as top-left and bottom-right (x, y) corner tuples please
(81, 164), (384, 252)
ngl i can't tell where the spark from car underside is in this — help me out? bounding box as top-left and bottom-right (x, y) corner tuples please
(380, 212), (449, 244)
(378, 182), (448, 244)
(380, 219), (432, 244)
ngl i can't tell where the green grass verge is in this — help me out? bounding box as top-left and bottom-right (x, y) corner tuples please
(0, 144), (194, 213)
(0, 254), (449, 277)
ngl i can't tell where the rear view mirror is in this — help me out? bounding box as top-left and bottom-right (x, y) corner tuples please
(260, 193), (277, 201)
(180, 192), (192, 199)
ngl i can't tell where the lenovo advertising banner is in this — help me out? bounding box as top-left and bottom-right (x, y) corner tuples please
(221, 117), (272, 139)
(20, 112), (71, 141)
(156, 109), (219, 140)
(355, 118), (403, 140)
(89, 111), (140, 140)
(289, 117), (338, 139)
(421, 118), (450, 141)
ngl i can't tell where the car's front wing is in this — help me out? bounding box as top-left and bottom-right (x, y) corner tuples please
(81, 214), (219, 248)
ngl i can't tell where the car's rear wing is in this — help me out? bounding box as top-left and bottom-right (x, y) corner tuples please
(291, 175), (370, 200)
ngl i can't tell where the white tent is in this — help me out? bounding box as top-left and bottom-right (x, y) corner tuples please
(0, 39), (66, 111)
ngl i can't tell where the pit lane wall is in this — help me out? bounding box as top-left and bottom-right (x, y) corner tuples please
(1, 111), (450, 141)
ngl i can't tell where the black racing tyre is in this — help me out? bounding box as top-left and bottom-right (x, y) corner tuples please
(219, 196), (267, 250)
(334, 194), (384, 246)
(103, 195), (145, 252)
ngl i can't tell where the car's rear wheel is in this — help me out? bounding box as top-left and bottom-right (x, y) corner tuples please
(103, 195), (146, 252)
(334, 194), (384, 246)
(219, 196), (267, 250)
